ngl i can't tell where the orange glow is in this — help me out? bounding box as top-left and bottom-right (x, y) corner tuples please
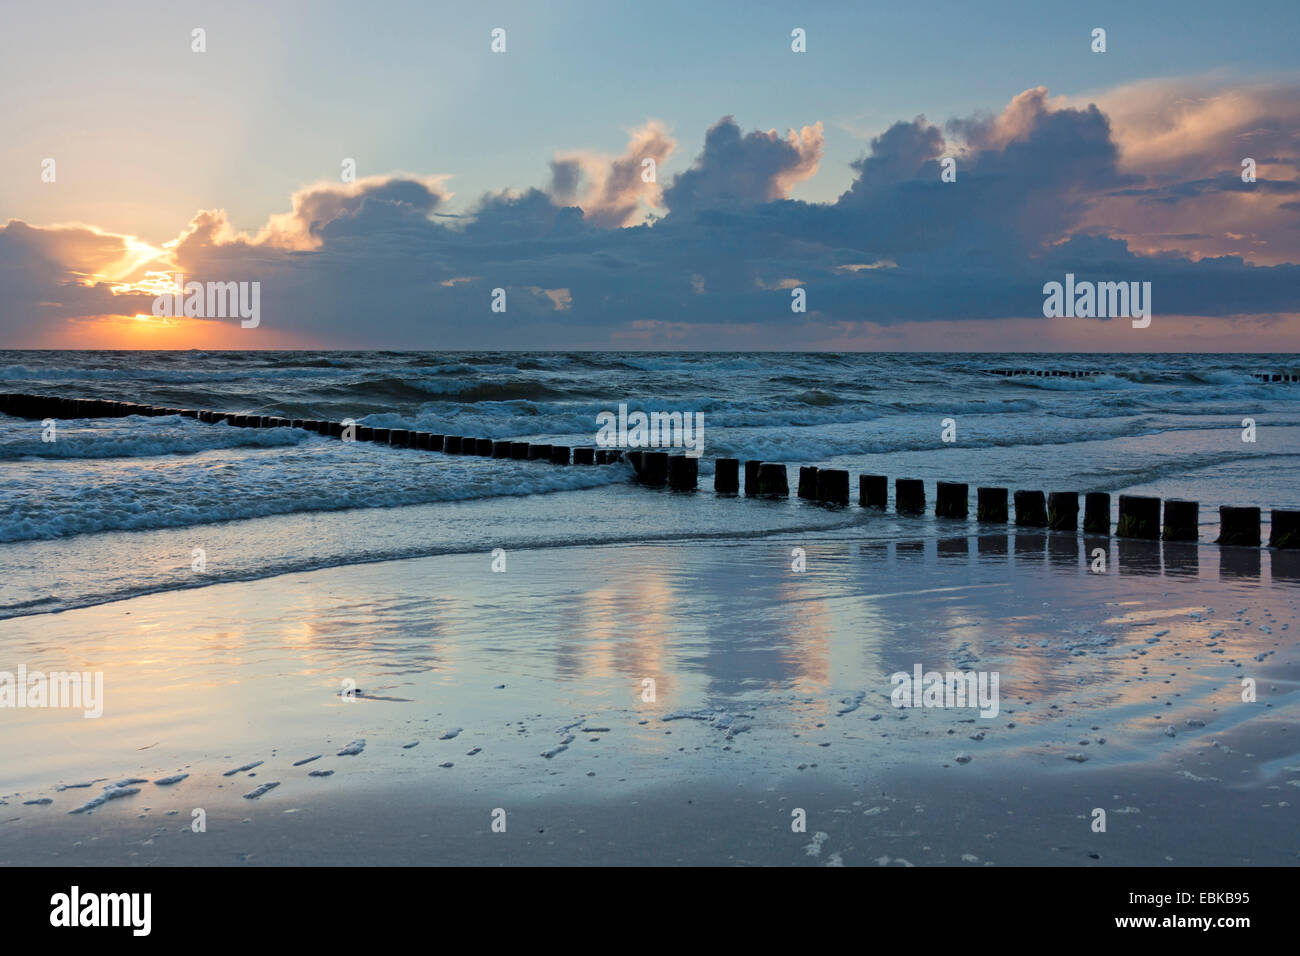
(49, 314), (314, 350)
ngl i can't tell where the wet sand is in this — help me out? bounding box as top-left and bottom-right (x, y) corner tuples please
(2, 530), (1297, 865)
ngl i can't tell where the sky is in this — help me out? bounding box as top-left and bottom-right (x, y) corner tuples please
(1, 0), (1298, 350)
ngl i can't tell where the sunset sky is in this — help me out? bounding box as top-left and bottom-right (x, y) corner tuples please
(2, 0), (1298, 350)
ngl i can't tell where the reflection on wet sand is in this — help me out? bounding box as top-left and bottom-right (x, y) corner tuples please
(937, 537), (969, 560)
(1273, 549), (1300, 583)
(1118, 538), (1162, 576)
(1, 531), (1294, 827)
(1221, 545), (1262, 580)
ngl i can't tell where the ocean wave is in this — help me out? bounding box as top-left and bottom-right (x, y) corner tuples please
(0, 450), (626, 543)
(0, 418), (307, 460)
(0, 363), (336, 384)
(322, 376), (579, 403)
(791, 389), (846, 406)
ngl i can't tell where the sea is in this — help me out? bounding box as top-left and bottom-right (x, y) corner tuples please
(2, 350), (1297, 619)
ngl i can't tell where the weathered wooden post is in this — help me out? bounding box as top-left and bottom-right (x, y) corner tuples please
(816, 469), (850, 506)
(1083, 492), (1110, 534)
(1117, 495), (1160, 539)
(667, 455), (697, 490)
(859, 474), (887, 509)
(1014, 490), (1047, 527)
(1162, 499), (1199, 542)
(744, 460), (763, 496)
(895, 478), (925, 514)
(574, 447), (595, 465)
(1047, 492), (1078, 531)
(714, 458), (739, 494)
(757, 463), (789, 496)
(640, 451), (668, 486)
(977, 487), (1008, 523)
(935, 482), (968, 519)
(798, 466), (819, 500)
(1270, 510), (1300, 548)
(1216, 509), (1258, 546)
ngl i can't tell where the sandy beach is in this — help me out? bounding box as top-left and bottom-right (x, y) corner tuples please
(3, 526), (1296, 866)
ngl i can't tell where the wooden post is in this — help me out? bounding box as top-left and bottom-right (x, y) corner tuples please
(1217, 506), (1260, 546)
(744, 460), (762, 496)
(977, 487), (1008, 523)
(1047, 492), (1078, 531)
(640, 452), (668, 486)
(859, 474), (887, 509)
(1014, 490), (1048, 527)
(935, 482), (968, 519)
(1269, 510), (1300, 548)
(757, 463), (789, 496)
(816, 469), (850, 506)
(1117, 495), (1160, 539)
(1162, 499), (1198, 542)
(1083, 492), (1110, 535)
(895, 478), (925, 514)
(667, 455), (697, 490)
(714, 458), (739, 494)
(798, 466), (819, 499)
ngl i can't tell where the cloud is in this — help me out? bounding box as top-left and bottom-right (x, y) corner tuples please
(3, 81), (1299, 349)
(547, 121), (676, 227)
(0, 220), (163, 342)
(242, 175), (453, 251)
(662, 116), (824, 215)
(1067, 76), (1300, 264)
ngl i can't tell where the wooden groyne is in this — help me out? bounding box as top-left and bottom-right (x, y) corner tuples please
(0, 392), (625, 468)
(988, 369), (1102, 378)
(4, 391), (1296, 549)
(989, 370), (1297, 383)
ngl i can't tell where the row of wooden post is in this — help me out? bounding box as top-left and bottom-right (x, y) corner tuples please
(989, 370), (1297, 383)
(709, 458), (1299, 549)
(5, 393), (1295, 548)
(988, 369), (1100, 378)
(0, 393), (626, 466)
